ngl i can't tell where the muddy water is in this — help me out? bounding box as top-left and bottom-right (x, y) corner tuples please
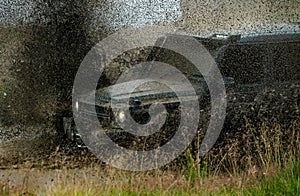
(179, 0), (300, 34)
(0, 127), (58, 165)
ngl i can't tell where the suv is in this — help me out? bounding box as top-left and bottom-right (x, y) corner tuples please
(64, 31), (300, 147)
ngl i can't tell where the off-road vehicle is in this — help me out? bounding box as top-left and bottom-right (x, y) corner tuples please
(64, 30), (300, 148)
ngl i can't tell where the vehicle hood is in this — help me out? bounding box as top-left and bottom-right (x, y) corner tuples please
(91, 78), (207, 108)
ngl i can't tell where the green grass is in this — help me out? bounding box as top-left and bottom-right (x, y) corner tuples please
(43, 160), (299, 195)
(245, 157), (300, 196)
(0, 155), (297, 195)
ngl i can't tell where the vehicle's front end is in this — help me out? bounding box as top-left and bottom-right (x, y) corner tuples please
(68, 74), (209, 148)
(62, 32), (239, 148)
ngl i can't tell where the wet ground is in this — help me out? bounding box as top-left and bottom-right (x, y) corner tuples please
(0, 125), (103, 169)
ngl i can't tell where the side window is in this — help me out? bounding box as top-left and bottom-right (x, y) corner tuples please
(218, 44), (267, 84)
(271, 42), (300, 81)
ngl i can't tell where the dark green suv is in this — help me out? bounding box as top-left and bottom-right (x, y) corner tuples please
(64, 31), (300, 147)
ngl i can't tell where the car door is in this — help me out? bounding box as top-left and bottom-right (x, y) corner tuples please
(217, 42), (269, 125)
(258, 40), (300, 121)
(218, 43), (268, 103)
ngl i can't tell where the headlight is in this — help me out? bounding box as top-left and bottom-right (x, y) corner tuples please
(113, 110), (126, 126)
(118, 110), (126, 123)
(75, 101), (79, 112)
